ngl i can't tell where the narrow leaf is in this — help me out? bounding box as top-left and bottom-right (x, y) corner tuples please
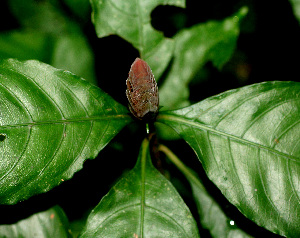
(90, 0), (185, 79)
(0, 59), (131, 204)
(157, 81), (300, 237)
(80, 138), (199, 237)
(0, 206), (70, 238)
(159, 145), (253, 238)
(159, 7), (248, 109)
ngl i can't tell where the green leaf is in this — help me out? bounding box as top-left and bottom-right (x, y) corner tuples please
(289, 0), (300, 24)
(0, 59), (131, 204)
(80, 138), (199, 237)
(51, 34), (96, 84)
(2, 0), (96, 84)
(159, 145), (253, 238)
(190, 180), (253, 238)
(90, 0), (185, 79)
(159, 7), (248, 110)
(0, 206), (70, 238)
(8, 0), (75, 34)
(0, 31), (51, 62)
(62, 0), (91, 20)
(0, 31), (96, 85)
(157, 81), (300, 237)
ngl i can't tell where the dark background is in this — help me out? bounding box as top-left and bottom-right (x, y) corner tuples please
(0, 0), (298, 237)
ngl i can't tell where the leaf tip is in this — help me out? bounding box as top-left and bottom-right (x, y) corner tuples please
(236, 6), (249, 20)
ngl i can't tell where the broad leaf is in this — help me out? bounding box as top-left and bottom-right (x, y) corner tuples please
(0, 31), (96, 84)
(3, 0), (96, 84)
(80, 138), (199, 237)
(159, 7), (248, 110)
(0, 59), (131, 204)
(51, 34), (96, 84)
(0, 31), (50, 62)
(157, 81), (300, 237)
(8, 0), (74, 34)
(0, 206), (70, 238)
(159, 145), (253, 238)
(90, 0), (185, 79)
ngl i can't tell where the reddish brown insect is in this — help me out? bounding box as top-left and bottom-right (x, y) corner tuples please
(126, 58), (159, 121)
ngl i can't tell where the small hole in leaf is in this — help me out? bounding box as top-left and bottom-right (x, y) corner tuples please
(0, 134), (6, 141)
(151, 6), (187, 38)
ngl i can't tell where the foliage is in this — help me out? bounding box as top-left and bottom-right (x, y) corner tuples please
(0, 0), (299, 237)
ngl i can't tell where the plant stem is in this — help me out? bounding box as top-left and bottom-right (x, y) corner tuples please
(158, 144), (205, 190)
(140, 138), (149, 237)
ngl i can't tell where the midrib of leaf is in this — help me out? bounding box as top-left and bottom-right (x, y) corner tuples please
(157, 114), (299, 162)
(0, 114), (131, 129)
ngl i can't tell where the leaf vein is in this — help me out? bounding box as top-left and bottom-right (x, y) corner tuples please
(7, 66), (66, 119)
(158, 115), (300, 163)
(205, 130), (221, 174)
(257, 148), (281, 224)
(286, 160), (300, 206)
(269, 108), (293, 146)
(212, 91), (268, 128)
(0, 81), (34, 123)
(14, 124), (67, 194)
(56, 77), (89, 117)
(66, 120), (95, 172)
(227, 137), (247, 201)
(240, 98), (300, 138)
(0, 127), (31, 183)
(0, 114), (131, 129)
(145, 205), (192, 237)
(272, 119), (300, 149)
(107, 0), (137, 18)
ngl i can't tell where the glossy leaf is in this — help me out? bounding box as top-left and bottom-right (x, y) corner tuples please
(0, 206), (70, 238)
(159, 7), (248, 110)
(157, 81), (300, 237)
(80, 138), (199, 237)
(159, 145), (253, 238)
(0, 59), (131, 204)
(90, 0), (185, 79)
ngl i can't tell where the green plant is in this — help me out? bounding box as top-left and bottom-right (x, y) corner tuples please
(0, 0), (299, 237)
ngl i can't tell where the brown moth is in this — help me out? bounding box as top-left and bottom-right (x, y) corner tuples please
(126, 58), (159, 121)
